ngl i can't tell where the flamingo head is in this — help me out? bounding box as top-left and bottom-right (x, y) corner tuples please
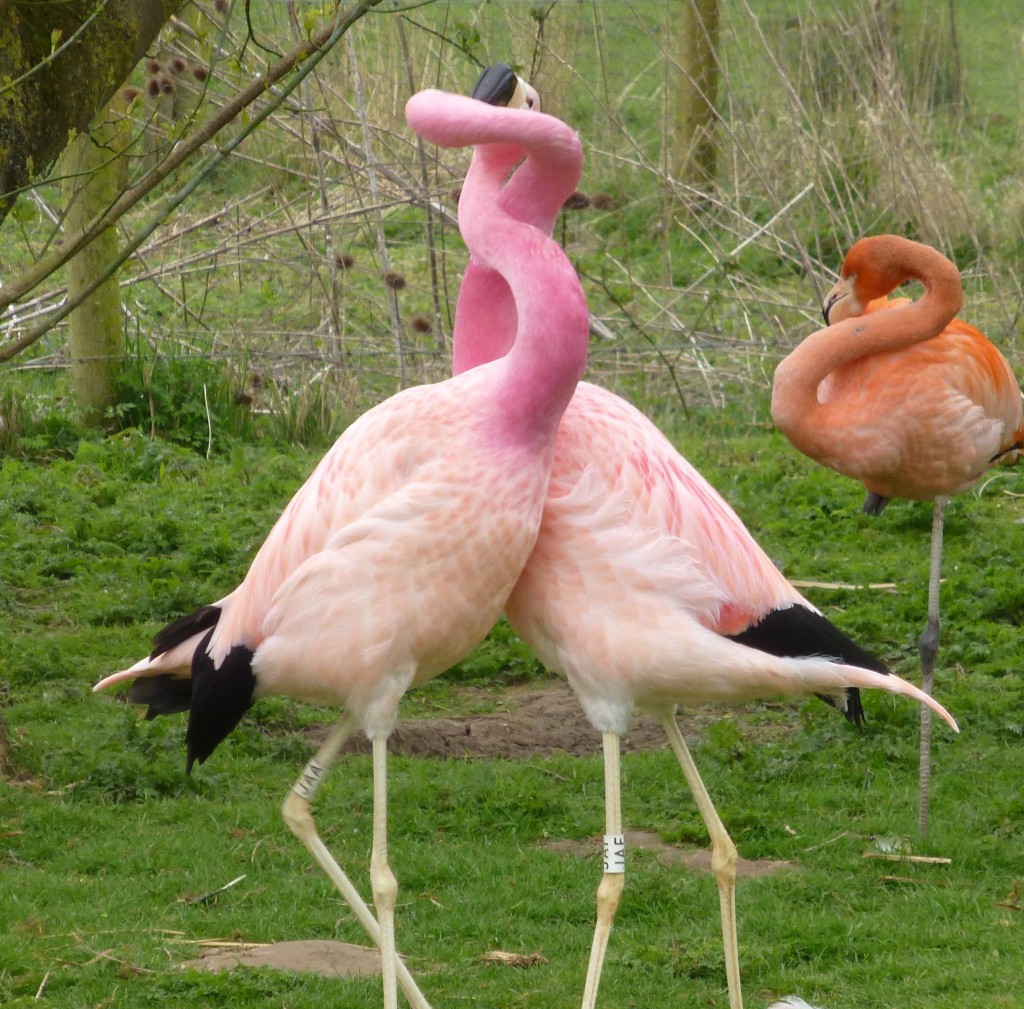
(822, 239), (884, 324)
(822, 273), (859, 325)
(823, 236), (911, 324)
(823, 234), (962, 325)
(471, 63), (540, 112)
(824, 235), (914, 324)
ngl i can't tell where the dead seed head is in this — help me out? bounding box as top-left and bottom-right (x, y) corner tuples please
(562, 191), (591, 211)
(384, 271), (406, 290)
(410, 315), (432, 333)
(590, 191), (615, 211)
(147, 78), (161, 98)
(146, 59), (161, 74)
(193, 65), (209, 82)
(336, 253), (355, 270)
(170, 56), (187, 74)
(214, 0), (229, 12)
(122, 86), (142, 102)
(159, 77), (175, 95)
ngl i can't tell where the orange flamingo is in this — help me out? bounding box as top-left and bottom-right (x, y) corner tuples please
(94, 85), (590, 1009)
(772, 234), (1024, 834)
(461, 71), (957, 1009)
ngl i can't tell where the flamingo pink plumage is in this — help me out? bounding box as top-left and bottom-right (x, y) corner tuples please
(458, 67), (957, 1009)
(772, 235), (1023, 834)
(93, 84), (590, 1009)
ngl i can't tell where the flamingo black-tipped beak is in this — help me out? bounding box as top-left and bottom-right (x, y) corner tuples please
(472, 64), (518, 106)
(822, 290), (841, 325)
(471, 63), (537, 110)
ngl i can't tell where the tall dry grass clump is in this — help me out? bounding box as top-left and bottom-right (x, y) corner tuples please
(637, 0), (1024, 403)
(729, 4), (976, 249)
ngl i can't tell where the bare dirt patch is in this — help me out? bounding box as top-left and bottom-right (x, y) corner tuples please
(181, 939), (383, 978)
(310, 680), (726, 759)
(181, 938), (555, 980)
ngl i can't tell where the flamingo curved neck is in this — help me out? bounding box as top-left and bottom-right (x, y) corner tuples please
(451, 100), (583, 383)
(452, 260), (516, 374)
(771, 246), (962, 458)
(484, 223), (588, 448)
(454, 127), (588, 450)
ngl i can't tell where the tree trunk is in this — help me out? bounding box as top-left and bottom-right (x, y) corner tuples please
(0, 0), (184, 224)
(61, 106), (129, 426)
(669, 0), (721, 192)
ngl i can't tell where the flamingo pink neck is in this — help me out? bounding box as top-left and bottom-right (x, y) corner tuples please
(448, 145), (577, 376)
(451, 260), (517, 374)
(406, 90), (588, 451)
(451, 136), (580, 376)
(456, 143), (588, 448)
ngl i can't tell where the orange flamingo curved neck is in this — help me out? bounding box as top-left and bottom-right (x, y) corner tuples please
(771, 236), (963, 463)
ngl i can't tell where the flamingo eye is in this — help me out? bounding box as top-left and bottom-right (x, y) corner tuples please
(525, 96), (535, 108)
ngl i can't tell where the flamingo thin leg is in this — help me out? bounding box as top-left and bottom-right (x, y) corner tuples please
(580, 731), (625, 1009)
(918, 496), (946, 836)
(661, 714), (743, 1009)
(282, 713), (431, 1009)
(371, 735), (400, 1009)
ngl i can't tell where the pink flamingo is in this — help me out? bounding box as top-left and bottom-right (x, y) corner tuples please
(772, 235), (1023, 834)
(459, 68), (958, 1009)
(94, 85), (590, 1009)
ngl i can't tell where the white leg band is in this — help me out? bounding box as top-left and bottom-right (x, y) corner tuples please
(603, 833), (626, 873)
(293, 758), (327, 800)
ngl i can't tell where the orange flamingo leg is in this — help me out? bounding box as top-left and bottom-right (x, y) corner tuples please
(917, 496), (947, 836)
(580, 731), (625, 1009)
(661, 713), (743, 1009)
(282, 713), (431, 1009)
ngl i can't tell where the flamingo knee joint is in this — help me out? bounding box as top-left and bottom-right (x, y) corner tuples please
(282, 791), (315, 838)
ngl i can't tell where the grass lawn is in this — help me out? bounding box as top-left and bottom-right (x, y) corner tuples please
(3, 1), (1023, 1005)
(2, 420), (1022, 1009)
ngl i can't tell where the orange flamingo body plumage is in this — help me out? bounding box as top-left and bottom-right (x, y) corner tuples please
(458, 70), (957, 1009)
(94, 85), (590, 1009)
(772, 234), (1023, 834)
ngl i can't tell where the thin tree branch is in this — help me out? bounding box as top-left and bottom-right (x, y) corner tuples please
(0, 0), (384, 363)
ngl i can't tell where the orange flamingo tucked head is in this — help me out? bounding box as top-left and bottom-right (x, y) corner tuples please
(772, 233), (1023, 835)
(772, 235), (1022, 507)
(821, 234), (962, 327)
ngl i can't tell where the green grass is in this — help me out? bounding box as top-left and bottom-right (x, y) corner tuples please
(3, 3), (1024, 1005)
(2, 424), (1023, 1008)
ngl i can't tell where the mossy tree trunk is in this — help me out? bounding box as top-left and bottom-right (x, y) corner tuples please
(668, 0), (721, 193)
(61, 106), (130, 426)
(0, 0), (184, 224)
